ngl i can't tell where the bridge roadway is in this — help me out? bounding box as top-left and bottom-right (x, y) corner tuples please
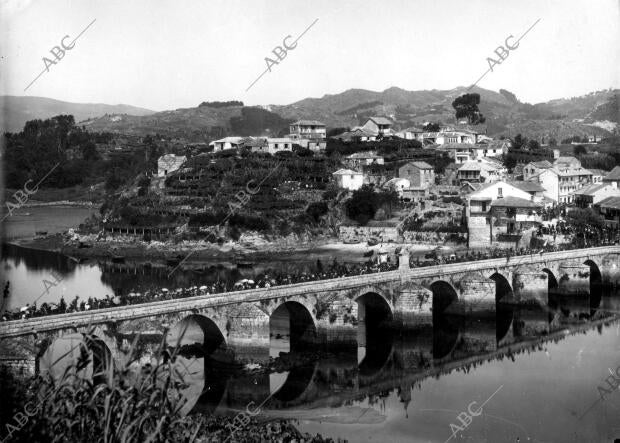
(1, 245), (619, 340)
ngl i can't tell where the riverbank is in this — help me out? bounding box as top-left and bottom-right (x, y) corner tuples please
(9, 231), (439, 267)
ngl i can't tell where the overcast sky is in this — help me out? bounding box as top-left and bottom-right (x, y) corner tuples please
(1, 0), (618, 111)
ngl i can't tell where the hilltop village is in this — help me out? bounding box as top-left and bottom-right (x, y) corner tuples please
(69, 114), (619, 260)
(4, 91), (620, 265)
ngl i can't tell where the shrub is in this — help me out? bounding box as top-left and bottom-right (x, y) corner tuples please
(306, 201), (329, 222)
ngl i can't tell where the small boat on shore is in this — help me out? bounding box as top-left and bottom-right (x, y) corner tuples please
(236, 261), (254, 268)
(367, 238), (379, 247)
(111, 255), (125, 263)
(35, 230), (48, 236)
(343, 239), (360, 244)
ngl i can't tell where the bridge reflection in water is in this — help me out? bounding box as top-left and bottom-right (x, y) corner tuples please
(21, 248), (620, 440)
(163, 290), (619, 417)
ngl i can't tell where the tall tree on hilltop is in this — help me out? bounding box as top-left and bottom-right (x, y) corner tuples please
(451, 93), (486, 125)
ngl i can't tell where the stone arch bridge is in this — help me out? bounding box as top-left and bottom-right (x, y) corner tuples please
(2, 246), (620, 373)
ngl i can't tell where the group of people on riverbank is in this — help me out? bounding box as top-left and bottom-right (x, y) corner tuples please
(2, 238), (617, 322)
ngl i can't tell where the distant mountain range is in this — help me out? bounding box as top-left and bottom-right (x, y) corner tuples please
(1, 96), (155, 133)
(3, 87), (618, 142)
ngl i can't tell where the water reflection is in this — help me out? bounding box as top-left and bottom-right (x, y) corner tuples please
(168, 295), (620, 418)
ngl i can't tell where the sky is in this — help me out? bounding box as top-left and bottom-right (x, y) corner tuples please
(0, 0), (618, 112)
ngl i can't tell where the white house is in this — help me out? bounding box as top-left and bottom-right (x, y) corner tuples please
(331, 128), (377, 142)
(395, 127), (424, 140)
(457, 159), (506, 183)
(436, 131), (476, 145)
(247, 137), (294, 155)
(266, 138), (294, 154)
(289, 120), (326, 140)
(529, 168), (560, 203)
(209, 137), (245, 152)
(523, 161), (553, 181)
(345, 152), (384, 168)
(467, 180), (542, 246)
(157, 154), (186, 177)
(574, 183), (620, 208)
(361, 117), (393, 136)
(603, 166), (620, 189)
(333, 169), (364, 191)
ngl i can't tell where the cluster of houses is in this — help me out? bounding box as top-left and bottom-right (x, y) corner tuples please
(153, 114), (619, 247)
(465, 157), (620, 246)
(209, 120), (327, 155)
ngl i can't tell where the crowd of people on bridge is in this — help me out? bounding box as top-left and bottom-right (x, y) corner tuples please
(1, 237), (617, 322)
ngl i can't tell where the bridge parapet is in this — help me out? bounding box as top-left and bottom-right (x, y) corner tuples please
(1, 246), (619, 340)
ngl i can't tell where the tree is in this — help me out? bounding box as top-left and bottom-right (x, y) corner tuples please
(346, 185), (379, 225)
(513, 134), (527, 149)
(306, 201), (328, 222)
(451, 93), (486, 125)
(549, 138), (558, 146)
(565, 208), (604, 231)
(377, 189), (399, 218)
(82, 141), (100, 161)
(527, 140), (540, 150)
(573, 145), (587, 156)
(423, 122), (441, 132)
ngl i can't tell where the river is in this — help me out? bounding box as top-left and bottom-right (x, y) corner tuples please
(3, 209), (620, 441)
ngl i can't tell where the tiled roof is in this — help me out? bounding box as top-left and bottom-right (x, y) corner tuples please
(347, 151), (382, 159)
(604, 166), (620, 181)
(291, 120), (325, 126)
(333, 168), (363, 175)
(458, 161), (501, 172)
(574, 184), (619, 196)
(528, 160), (553, 169)
(368, 116), (393, 125)
(588, 169), (608, 176)
(509, 181), (545, 192)
(408, 161), (433, 169)
(490, 196), (542, 208)
(209, 136), (245, 145)
(597, 196), (620, 209)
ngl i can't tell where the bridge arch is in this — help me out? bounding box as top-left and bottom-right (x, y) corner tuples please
(39, 332), (113, 384)
(584, 259), (603, 308)
(542, 268), (558, 291)
(430, 280), (459, 320)
(489, 273), (515, 342)
(166, 314), (227, 358)
(270, 301), (317, 355)
(356, 291), (394, 374)
(489, 272), (513, 302)
(430, 280), (460, 359)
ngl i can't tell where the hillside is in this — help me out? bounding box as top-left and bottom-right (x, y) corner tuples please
(272, 86), (618, 140)
(80, 104), (293, 141)
(1, 96), (155, 133)
(8, 87), (617, 142)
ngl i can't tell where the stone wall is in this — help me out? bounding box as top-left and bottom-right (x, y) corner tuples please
(338, 225), (399, 242)
(402, 231), (467, 244)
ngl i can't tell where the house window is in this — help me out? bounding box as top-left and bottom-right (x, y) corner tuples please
(498, 187), (503, 198)
(481, 202), (487, 211)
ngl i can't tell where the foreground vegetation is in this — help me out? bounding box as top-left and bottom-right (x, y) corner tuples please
(0, 333), (342, 443)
